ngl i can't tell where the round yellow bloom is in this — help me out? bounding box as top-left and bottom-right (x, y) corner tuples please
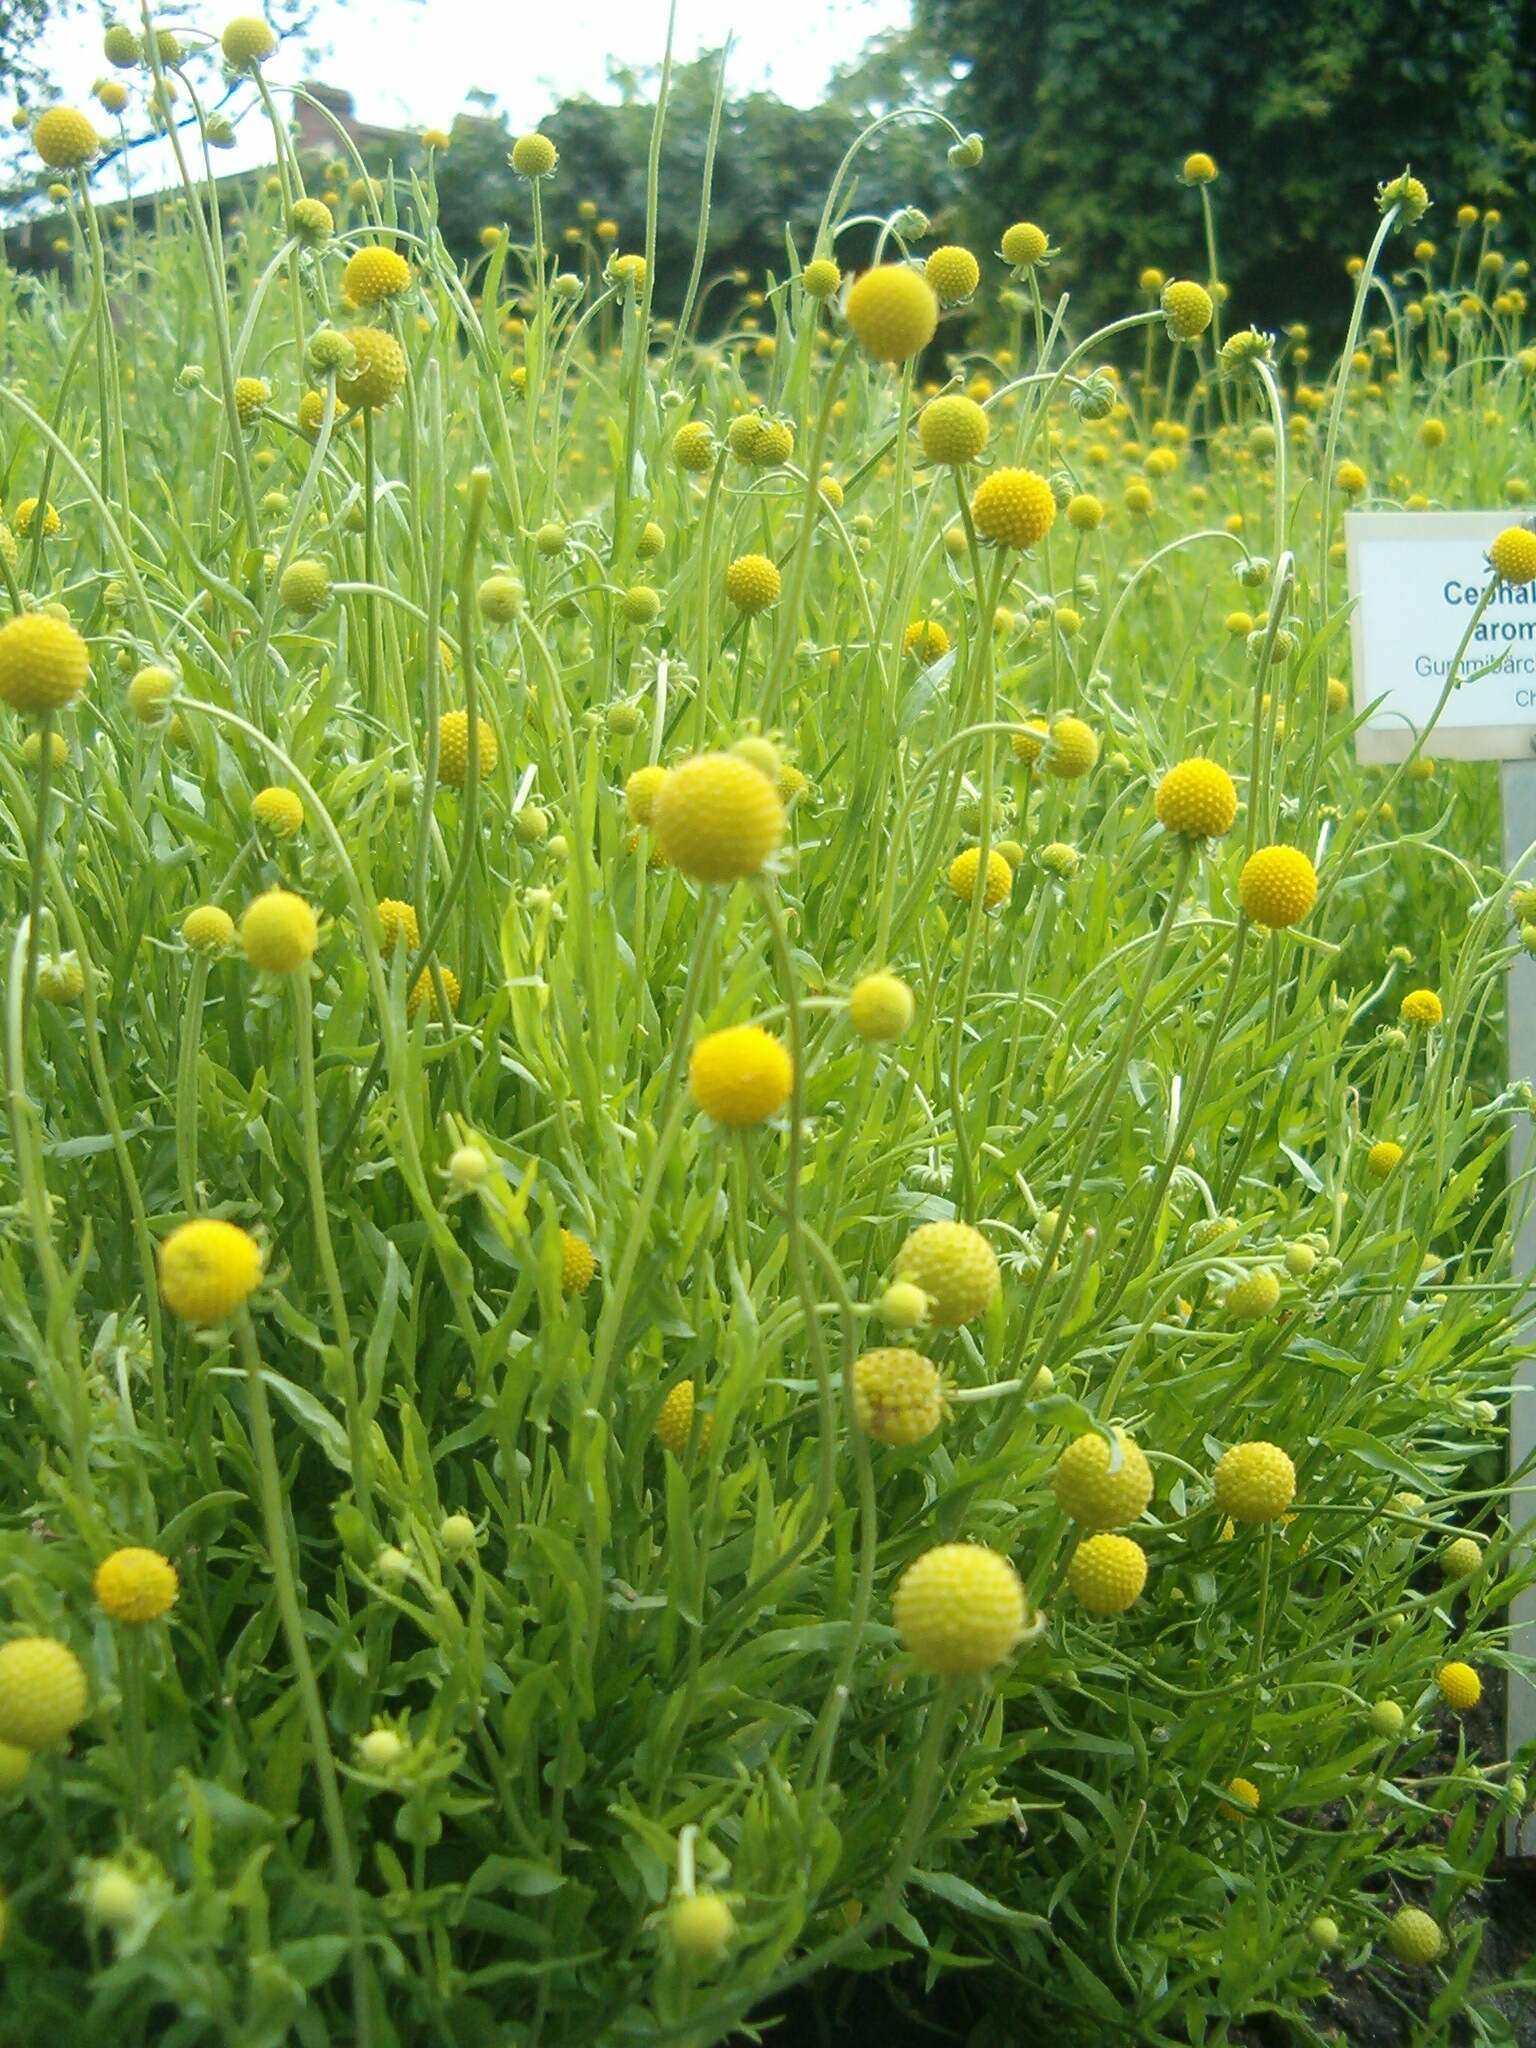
(1224, 1268), (1282, 1320)
(1399, 987), (1443, 1026)
(510, 132), (557, 178)
(947, 846), (1013, 910)
(1367, 1139), (1404, 1179)
(689, 1025), (792, 1127)
(893, 1220), (999, 1327)
(233, 375), (269, 426)
(1437, 1660), (1481, 1711)
(1489, 526), (1536, 583)
(903, 618), (949, 663)
(1000, 221), (1048, 268)
(892, 1542), (1027, 1676)
(624, 764), (669, 826)
(918, 394), (989, 466)
(406, 965), (460, 1021)
(1045, 715), (1099, 779)
(1239, 844), (1318, 928)
(1067, 492), (1103, 531)
(1068, 1533), (1148, 1614)
(852, 1348), (944, 1446)
(34, 106), (99, 169)
(1441, 1535), (1482, 1581)
(653, 752), (785, 884)
(337, 326), (407, 410)
(0, 1638), (88, 1748)
(1053, 1429), (1153, 1529)
(1221, 1775), (1260, 1820)
(1213, 1440), (1295, 1522)
(655, 1379), (712, 1457)
(672, 420), (716, 472)
(1335, 460), (1368, 497)
(1387, 1906), (1444, 1967)
(1370, 1698), (1405, 1738)
(848, 971), (914, 1041)
(12, 499), (59, 541)
(290, 196), (333, 244)
(1183, 151), (1217, 183)
(0, 613), (89, 715)
(668, 1889), (733, 1956)
(1162, 280), (1213, 341)
(801, 257), (841, 299)
(971, 467), (1057, 550)
(36, 954), (84, 1004)
(845, 264), (939, 364)
(183, 905), (234, 951)
(342, 245), (411, 305)
(279, 558), (331, 615)
(1012, 719), (1048, 764)
(925, 244), (980, 305)
(376, 898), (419, 956)
(93, 1547), (178, 1624)
(437, 710), (498, 788)
(158, 1217), (263, 1323)
(250, 785), (303, 838)
(559, 1228), (595, 1294)
(240, 889), (318, 972)
(1156, 758), (1237, 838)
(724, 553), (781, 614)
(222, 16), (276, 67)
(20, 729), (67, 771)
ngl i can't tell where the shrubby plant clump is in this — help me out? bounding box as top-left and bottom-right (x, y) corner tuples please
(0, 23), (1530, 2047)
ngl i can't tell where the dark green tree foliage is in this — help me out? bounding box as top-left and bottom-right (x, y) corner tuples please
(918, 0), (1536, 333)
(432, 42), (961, 309)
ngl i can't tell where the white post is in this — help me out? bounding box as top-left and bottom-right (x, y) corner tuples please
(1501, 757), (1536, 1858)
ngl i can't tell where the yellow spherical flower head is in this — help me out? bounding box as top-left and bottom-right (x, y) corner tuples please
(1001, 221), (1049, 268)
(1335, 459), (1368, 498)
(183, 904), (234, 952)
(1441, 1535), (1482, 1581)
(1387, 1906), (1444, 1967)
(1157, 758), (1238, 839)
(221, 16), (277, 68)
(250, 785), (303, 838)
(1399, 987), (1443, 1026)
(894, 1543), (1029, 1677)
(559, 1228), (595, 1295)
(93, 1547), (178, 1624)
(1053, 1428), (1153, 1529)
(232, 375), (269, 428)
(342, 245), (412, 306)
(20, 729), (67, 772)
(1239, 844), (1318, 929)
(852, 1348), (944, 1447)
(655, 1379), (712, 1457)
(1436, 1660), (1481, 1711)
(36, 954), (85, 1004)
(0, 613), (89, 715)
(801, 257), (841, 299)
(1045, 715), (1099, 779)
(0, 1637), (88, 1749)
(1068, 1532), (1148, 1615)
(925, 244), (980, 305)
(689, 1025), (792, 1127)
(1221, 1775), (1261, 1821)
(653, 752), (785, 884)
(1488, 525), (1536, 584)
(893, 1220), (999, 1327)
(437, 709), (498, 789)
(624, 764), (669, 827)
(1012, 718), (1048, 765)
(510, 132), (557, 178)
(848, 970), (915, 1041)
(1367, 1138), (1404, 1179)
(1224, 1267), (1281, 1320)
(903, 618), (950, 664)
(1183, 151), (1217, 183)
(103, 23), (140, 65)
(724, 553), (781, 614)
(1213, 1440), (1295, 1523)
(158, 1217), (263, 1323)
(918, 394), (989, 467)
(1066, 492), (1103, 532)
(672, 420), (716, 472)
(277, 558), (331, 618)
(1161, 280), (1213, 341)
(240, 889), (317, 973)
(971, 467), (1057, 551)
(376, 897), (420, 957)
(406, 965), (461, 1021)
(668, 1889), (733, 1958)
(947, 845), (1013, 911)
(845, 264), (939, 364)
(337, 326), (407, 410)
(34, 106), (99, 169)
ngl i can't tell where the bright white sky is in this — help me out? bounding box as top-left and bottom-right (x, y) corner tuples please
(29, 0), (910, 197)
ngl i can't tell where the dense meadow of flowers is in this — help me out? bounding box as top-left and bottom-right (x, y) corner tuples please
(0, 20), (1531, 2046)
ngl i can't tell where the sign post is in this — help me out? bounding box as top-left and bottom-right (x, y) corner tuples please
(1347, 511), (1536, 1855)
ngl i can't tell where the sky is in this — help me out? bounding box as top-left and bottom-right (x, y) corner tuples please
(27, 0), (911, 198)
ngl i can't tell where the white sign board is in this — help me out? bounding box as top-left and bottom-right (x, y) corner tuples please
(1347, 510), (1536, 762)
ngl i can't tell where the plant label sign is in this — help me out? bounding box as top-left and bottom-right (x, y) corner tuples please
(1347, 510), (1536, 763)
